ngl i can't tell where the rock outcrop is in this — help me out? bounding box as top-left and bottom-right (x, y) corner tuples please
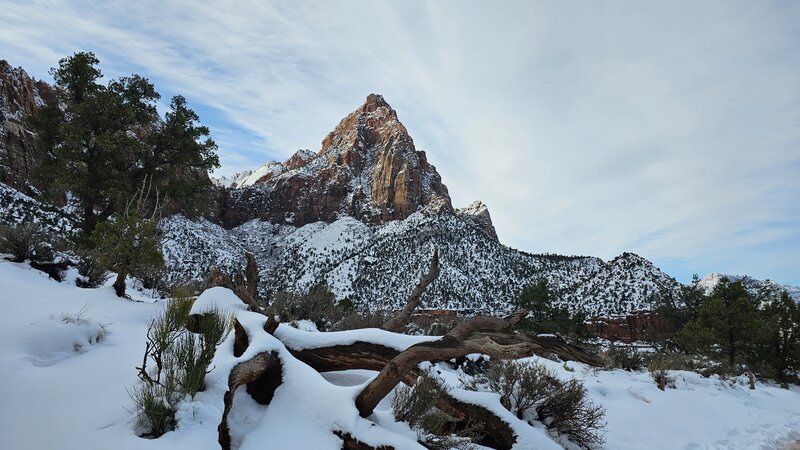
(587, 311), (667, 342)
(0, 60), (54, 192)
(456, 200), (498, 241)
(218, 94), (452, 228)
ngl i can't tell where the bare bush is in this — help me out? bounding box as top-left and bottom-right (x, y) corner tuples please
(646, 353), (682, 391)
(0, 223), (50, 263)
(603, 343), (644, 371)
(392, 370), (480, 450)
(537, 378), (606, 448)
(466, 360), (606, 449)
(271, 284), (344, 331)
(469, 360), (554, 419)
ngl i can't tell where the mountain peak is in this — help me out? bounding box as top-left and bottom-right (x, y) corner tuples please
(456, 201), (498, 241)
(364, 93), (389, 108)
(219, 95), (452, 227)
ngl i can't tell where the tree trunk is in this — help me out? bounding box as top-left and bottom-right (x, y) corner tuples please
(383, 249), (439, 332)
(356, 311), (536, 418)
(113, 267), (127, 297)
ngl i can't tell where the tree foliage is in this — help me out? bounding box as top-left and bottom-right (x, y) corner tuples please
(759, 292), (800, 382)
(516, 278), (588, 340)
(28, 52), (219, 236)
(91, 209), (163, 297)
(698, 278), (758, 367)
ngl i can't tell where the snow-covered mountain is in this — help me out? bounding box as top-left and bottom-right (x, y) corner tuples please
(697, 272), (800, 302)
(160, 211), (681, 317)
(217, 94), (451, 229)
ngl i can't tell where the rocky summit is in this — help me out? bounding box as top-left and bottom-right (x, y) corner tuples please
(217, 94), (452, 228)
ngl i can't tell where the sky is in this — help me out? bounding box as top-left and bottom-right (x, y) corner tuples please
(2, 1), (799, 285)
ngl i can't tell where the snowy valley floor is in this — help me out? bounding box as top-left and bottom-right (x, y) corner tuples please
(0, 260), (799, 450)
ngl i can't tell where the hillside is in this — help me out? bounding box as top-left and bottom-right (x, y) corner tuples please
(160, 211), (681, 317)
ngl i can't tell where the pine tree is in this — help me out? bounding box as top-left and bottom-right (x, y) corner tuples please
(27, 52), (219, 236)
(759, 292), (800, 382)
(699, 278), (758, 367)
(91, 209), (164, 298)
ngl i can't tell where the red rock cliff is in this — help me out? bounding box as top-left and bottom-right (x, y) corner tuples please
(0, 60), (55, 192)
(219, 94), (453, 227)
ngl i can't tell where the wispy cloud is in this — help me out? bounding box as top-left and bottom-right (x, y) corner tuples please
(2, 1), (799, 284)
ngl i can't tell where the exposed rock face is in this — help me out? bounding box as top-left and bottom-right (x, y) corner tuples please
(587, 311), (667, 342)
(219, 94), (452, 228)
(0, 60), (54, 192)
(456, 200), (498, 241)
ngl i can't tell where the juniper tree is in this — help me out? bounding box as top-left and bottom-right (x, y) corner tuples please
(27, 52), (219, 236)
(699, 278), (758, 367)
(91, 209), (163, 298)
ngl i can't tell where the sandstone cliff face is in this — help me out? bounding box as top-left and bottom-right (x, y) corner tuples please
(0, 60), (54, 192)
(219, 94), (453, 227)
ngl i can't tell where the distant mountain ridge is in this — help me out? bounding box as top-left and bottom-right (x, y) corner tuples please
(159, 213), (681, 317)
(697, 272), (800, 302)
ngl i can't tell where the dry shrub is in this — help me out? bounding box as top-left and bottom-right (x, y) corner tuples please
(75, 252), (109, 288)
(271, 284), (344, 331)
(0, 223), (51, 263)
(392, 371), (481, 450)
(467, 360), (606, 449)
(603, 343), (644, 371)
(333, 309), (389, 331)
(646, 353), (684, 390)
(537, 378), (606, 448)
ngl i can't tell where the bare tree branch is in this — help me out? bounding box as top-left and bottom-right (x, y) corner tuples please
(383, 249), (439, 332)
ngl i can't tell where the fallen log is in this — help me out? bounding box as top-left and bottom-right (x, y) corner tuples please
(218, 351), (282, 450)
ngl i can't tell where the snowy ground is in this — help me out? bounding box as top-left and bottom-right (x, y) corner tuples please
(1, 260), (799, 449)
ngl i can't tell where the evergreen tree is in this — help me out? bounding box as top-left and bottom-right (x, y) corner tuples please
(143, 95), (219, 215)
(27, 52), (219, 236)
(516, 279), (587, 340)
(654, 274), (707, 334)
(698, 278), (758, 367)
(91, 209), (163, 298)
(759, 292), (800, 382)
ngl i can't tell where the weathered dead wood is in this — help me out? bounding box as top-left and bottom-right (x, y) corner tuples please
(263, 313), (279, 335)
(245, 252), (259, 302)
(203, 262), (262, 313)
(357, 310), (536, 418)
(472, 332), (605, 367)
(382, 249), (440, 332)
(218, 351), (282, 450)
(437, 392), (517, 450)
(333, 431), (394, 450)
(232, 319), (249, 357)
(288, 341), (409, 376)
